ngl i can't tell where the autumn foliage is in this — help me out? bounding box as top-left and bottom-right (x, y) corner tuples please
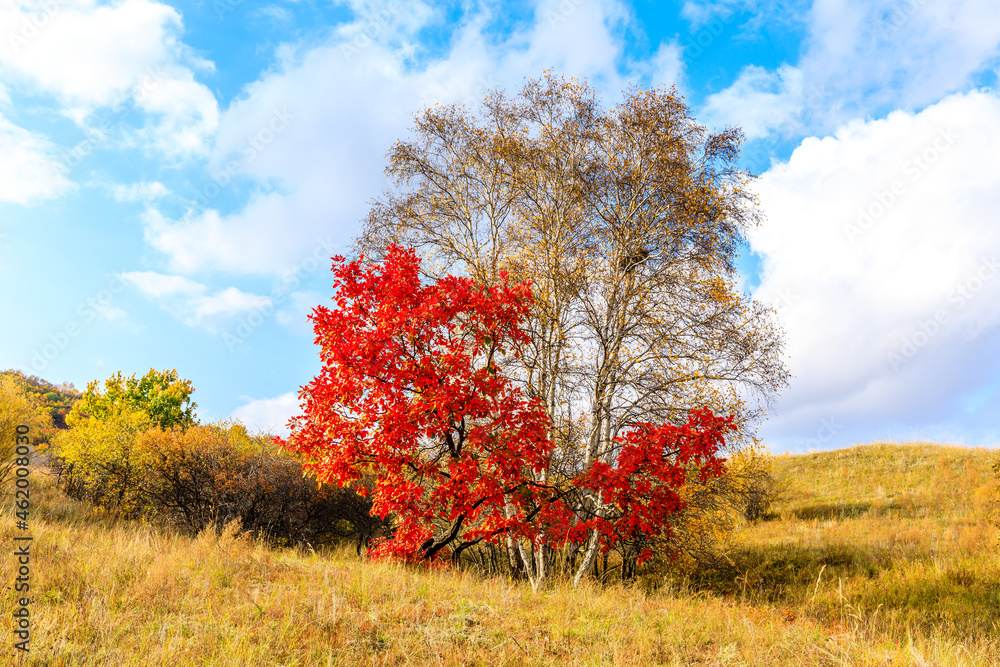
(71, 368), (196, 431)
(280, 246), (735, 579)
(47, 368), (383, 548)
(565, 412), (731, 564)
(279, 245), (554, 562)
(52, 416), (384, 547)
(355, 74), (788, 584)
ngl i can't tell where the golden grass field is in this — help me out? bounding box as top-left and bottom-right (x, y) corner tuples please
(2, 442), (998, 666)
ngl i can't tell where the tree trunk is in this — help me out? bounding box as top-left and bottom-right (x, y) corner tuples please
(572, 525), (601, 586)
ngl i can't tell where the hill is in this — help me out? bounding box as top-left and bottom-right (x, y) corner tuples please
(1, 369), (81, 443)
(1, 442), (997, 665)
(700, 443), (1000, 648)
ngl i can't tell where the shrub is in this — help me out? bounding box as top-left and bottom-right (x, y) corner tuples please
(52, 417), (388, 549)
(51, 407), (153, 517)
(138, 424), (387, 548)
(627, 446), (781, 581)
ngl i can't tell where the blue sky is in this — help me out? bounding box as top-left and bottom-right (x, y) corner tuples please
(2, 0), (999, 453)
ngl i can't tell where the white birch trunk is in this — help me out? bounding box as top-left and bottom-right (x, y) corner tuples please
(506, 496), (546, 592)
(572, 527), (601, 586)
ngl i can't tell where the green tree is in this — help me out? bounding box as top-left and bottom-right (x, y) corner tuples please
(70, 369), (197, 430)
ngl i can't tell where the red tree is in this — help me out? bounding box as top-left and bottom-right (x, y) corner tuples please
(278, 246), (735, 582)
(278, 245), (554, 563)
(558, 410), (732, 571)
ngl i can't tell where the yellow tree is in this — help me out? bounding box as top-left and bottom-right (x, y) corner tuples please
(356, 74), (788, 586)
(53, 369), (196, 515)
(0, 373), (50, 487)
(54, 407), (153, 516)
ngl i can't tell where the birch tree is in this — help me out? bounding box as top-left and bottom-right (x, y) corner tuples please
(355, 74), (788, 586)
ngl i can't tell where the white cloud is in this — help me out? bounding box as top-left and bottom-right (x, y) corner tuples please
(750, 90), (1000, 451)
(133, 66), (220, 157)
(681, 0), (747, 26)
(332, 0), (435, 44)
(142, 0), (677, 275)
(252, 6), (293, 23)
(646, 40), (685, 90)
(109, 180), (169, 203)
(502, 0), (633, 89)
(698, 0), (1000, 140)
(0, 0), (219, 156)
(230, 392), (300, 436)
(801, 0), (1000, 124)
(120, 270), (204, 297)
(0, 113), (74, 203)
(0, 0), (178, 105)
(680, 0), (805, 35)
(192, 287), (271, 321)
(121, 270), (271, 331)
(701, 64), (803, 138)
(96, 305), (127, 322)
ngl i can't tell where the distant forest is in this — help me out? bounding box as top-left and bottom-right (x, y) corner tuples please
(1, 369), (81, 443)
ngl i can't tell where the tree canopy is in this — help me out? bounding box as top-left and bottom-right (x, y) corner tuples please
(0, 372), (52, 485)
(69, 368), (197, 431)
(280, 246), (735, 590)
(351, 74), (788, 583)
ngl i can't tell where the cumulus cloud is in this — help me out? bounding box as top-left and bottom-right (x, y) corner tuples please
(140, 0), (681, 275)
(643, 40), (685, 90)
(0, 0), (219, 156)
(332, 0), (434, 44)
(801, 0), (1000, 125)
(698, 0), (1000, 140)
(0, 113), (74, 203)
(133, 66), (220, 157)
(230, 392), (299, 436)
(121, 270), (271, 332)
(120, 271), (204, 297)
(0, 0), (178, 104)
(701, 64), (804, 138)
(750, 90), (1000, 451)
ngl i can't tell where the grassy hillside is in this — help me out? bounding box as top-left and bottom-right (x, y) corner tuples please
(691, 443), (1000, 650)
(2, 442), (998, 665)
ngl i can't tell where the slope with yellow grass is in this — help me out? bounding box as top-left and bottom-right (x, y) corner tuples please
(1, 442), (997, 666)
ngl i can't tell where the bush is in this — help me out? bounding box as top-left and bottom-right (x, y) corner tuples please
(632, 446), (781, 580)
(50, 408), (152, 517)
(52, 418), (388, 549)
(138, 424), (388, 548)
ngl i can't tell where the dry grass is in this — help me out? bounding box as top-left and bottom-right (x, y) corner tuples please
(2, 442), (999, 665)
(673, 442), (1000, 663)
